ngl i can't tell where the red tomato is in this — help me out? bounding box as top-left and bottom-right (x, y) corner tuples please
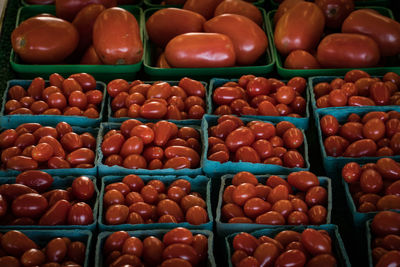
(71, 176), (94, 201)
(12, 193), (48, 218)
(93, 7), (143, 64)
(343, 139), (377, 157)
(320, 115), (339, 136)
(342, 162), (362, 183)
(214, 0), (263, 25)
(315, 0), (354, 29)
(300, 228), (331, 255)
(183, 0), (223, 19)
(11, 16), (79, 64)
(284, 49), (320, 69)
(165, 33), (236, 68)
(68, 202), (93, 225)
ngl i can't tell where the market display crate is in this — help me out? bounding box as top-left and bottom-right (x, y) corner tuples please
(208, 77), (310, 129)
(98, 175), (213, 231)
(0, 175), (99, 230)
(107, 80), (208, 125)
(0, 79), (107, 127)
(315, 108), (400, 178)
(144, 0), (265, 8)
(0, 229), (93, 267)
(201, 115), (310, 177)
(266, 7), (399, 79)
(0, 124), (98, 177)
(143, 7), (275, 80)
(96, 122), (203, 176)
(215, 174), (332, 236)
(95, 229), (216, 267)
(225, 224), (351, 267)
(10, 5), (144, 81)
(308, 75), (400, 118)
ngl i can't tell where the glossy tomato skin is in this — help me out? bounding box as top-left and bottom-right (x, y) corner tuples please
(164, 33), (236, 68)
(67, 202), (93, 225)
(183, 0), (223, 19)
(93, 7), (143, 65)
(214, 0), (263, 25)
(11, 16), (79, 64)
(146, 8), (206, 48)
(342, 9), (400, 56)
(315, 0), (354, 29)
(284, 50), (320, 69)
(204, 14), (268, 65)
(56, 0), (117, 21)
(274, 2), (325, 55)
(317, 33), (380, 68)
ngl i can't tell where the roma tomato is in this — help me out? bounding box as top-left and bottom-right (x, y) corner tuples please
(11, 16), (79, 64)
(93, 7), (143, 65)
(342, 9), (400, 56)
(71, 176), (95, 201)
(183, 0), (223, 19)
(317, 33), (380, 68)
(343, 139), (377, 157)
(204, 14), (268, 65)
(67, 202), (93, 225)
(56, 0), (116, 21)
(214, 0), (263, 25)
(284, 50), (320, 69)
(146, 8), (206, 48)
(164, 33), (236, 68)
(315, 0), (354, 29)
(274, 2), (325, 55)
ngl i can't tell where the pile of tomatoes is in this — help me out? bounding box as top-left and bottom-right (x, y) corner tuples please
(0, 230), (87, 266)
(5, 73), (103, 117)
(207, 115), (306, 168)
(213, 75), (307, 118)
(103, 227), (208, 266)
(320, 111), (400, 157)
(314, 70), (400, 108)
(0, 122), (96, 171)
(221, 171), (328, 225)
(0, 172), (96, 226)
(103, 175), (208, 226)
(274, 1), (400, 69)
(231, 229), (337, 266)
(101, 119), (201, 169)
(342, 158), (400, 213)
(108, 77), (206, 120)
(370, 211), (400, 265)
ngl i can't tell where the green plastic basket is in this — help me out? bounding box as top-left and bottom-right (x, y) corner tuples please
(107, 80), (208, 125)
(0, 229), (93, 267)
(266, 7), (400, 79)
(208, 77), (310, 129)
(225, 225), (351, 267)
(10, 5), (144, 81)
(96, 122), (203, 176)
(216, 174), (332, 236)
(0, 176), (99, 230)
(315, 108), (400, 178)
(201, 115), (310, 177)
(98, 175), (213, 231)
(96, 229), (216, 267)
(0, 124), (98, 177)
(143, 7), (275, 80)
(0, 79), (107, 127)
(144, 0), (265, 8)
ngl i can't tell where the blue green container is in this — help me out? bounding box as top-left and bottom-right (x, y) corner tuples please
(208, 78), (310, 129)
(98, 175), (212, 231)
(143, 7), (275, 80)
(216, 174), (332, 236)
(11, 6), (144, 81)
(97, 122), (203, 176)
(225, 225), (351, 267)
(0, 229), (93, 267)
(107, 80), (208, 125)
(315, 108), (400, 178)
(201, 115), (310, 177)
(266, 7), (399, 79)
(0, 80), (107, 127)
(0, 124), (98, 177)
(0, 176), (99, 230)
(366, 219), (375, 267)
(96, 229), (216, 267)
(308, 75), (400, 118)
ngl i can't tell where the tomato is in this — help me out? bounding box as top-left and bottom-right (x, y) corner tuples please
(183, 0), (223, 19)
(39, 199), (70, 225)
(164, 146), (200, 168)
(93, 7), (143, 65)
(317, 33), (380, 68)
(274, 249), (306, 267)
(16, 170), (53, 193)
(45, 238), (67, 263)
(342, 9), (400, 57)
(214, 0), (263, 25)
(376, 251), (400, 267)
(66, 148), (95, 166)
(142, 236), (164, 265)
(1, 230), (38, 257)
(11, 193), (48, 218)
(315, 0), (354, 29)
(306, 254), (337, 267)
(12, 16), (78, 64)
(7, 156), (38, 171)
(273, 0), (304, 24)
(156, 199), (184, 222)
(146, 8), (205, 48)
(20, 248), (46, 266)
(284, 49), (320, 69)
(71, 176), (94, 201)
(377, 158), (400, 180)
(320, 115), (339, 136)
(204, 14), (267, 65)
(283, 150), (305, 168)
(139, 101), (168, 119)
(343, 139), (377, 157)
(339, 122), (363, 142)
(165, 33), (236, 68)
(287, 171), (319, 191)
(274, 2), (325, 55)
(363, 118), (385, 141)
(0, 129), (18, 149)
(56, 0), (116, 21)
(233, 232), (260, 255)
(225, 127), (255, 152)
(282, 128), (303, 149)
(162, 243), (199, 265)
(301, 228), (331, 255)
